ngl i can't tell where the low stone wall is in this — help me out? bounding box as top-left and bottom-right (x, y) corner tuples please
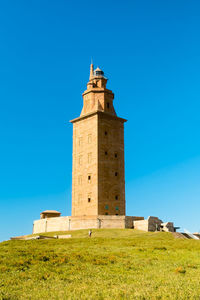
(133, 216), (175, 232)
(33, 215), (175, 234)
(133, 219), (149, 231)
(33, 217), (70, 234)
(99, 216), (126, 229)
(33, 215), (130, 234)
(125, 216), (144, 228)
(133, 216), (162, 232)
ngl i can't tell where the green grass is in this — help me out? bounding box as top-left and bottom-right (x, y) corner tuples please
(1, 229), (200, 299)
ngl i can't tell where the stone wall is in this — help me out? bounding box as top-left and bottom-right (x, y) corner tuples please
(33, 217), (70, 234)
(133, 216), (162, 232)
(133, 216), (175, 232)
(33, 215), (175, 234)
(133, 219), (149, 231)
(125, 216), (144, 228)
(33, 215), (133, 234)
(161, 222), (174, 232)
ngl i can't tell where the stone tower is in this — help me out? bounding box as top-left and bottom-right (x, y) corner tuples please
(70, 64), (126, 217)
(32, 64), (176, 234)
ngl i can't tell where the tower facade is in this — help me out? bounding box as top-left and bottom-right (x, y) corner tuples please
(70, 64), (126, 217)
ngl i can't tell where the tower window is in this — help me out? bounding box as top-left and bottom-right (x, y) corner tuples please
(114, 153), (118, 158)
(88, 193), (91, 202)
(115, 206), (119, 211)
(105, 151), (108, 155)
(88, 134), (92, 144)
(115, 195), (118, 200)
(115, 172), (118, 177)
(106, 102), (110, 109)
(78, 137), (83, 146)
(88, 175), (91, 182)
(105, 212), (108, 215)
(105, 131), (108, 136)
(88, 152), (92, 163)
(105, 205), (109, 210)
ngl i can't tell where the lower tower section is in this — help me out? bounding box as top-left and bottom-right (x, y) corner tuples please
(71, 111), (126, 217)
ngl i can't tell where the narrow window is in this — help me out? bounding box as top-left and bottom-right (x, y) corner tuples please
(105, 131), (108, 136)
(105, 212), (108, 215)
(115, 206), (119, 211)
(105, 205), (109, 210)
(88, 193), (91, 203)
(114, 153), (118, 158)
(115, 195), (118, 200)
(88, 134), (92, 144)
(105, 151), (108, 155)
(88, 175), (91, 183)
(115, 172), (118, 177)
(107, 102), (110, 109)
(78, 137), (83, 146)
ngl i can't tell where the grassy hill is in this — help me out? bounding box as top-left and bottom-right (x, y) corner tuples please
(1, 229), (200, 299)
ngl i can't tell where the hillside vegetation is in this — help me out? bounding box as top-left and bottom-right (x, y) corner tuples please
(1, 229), (200, 299)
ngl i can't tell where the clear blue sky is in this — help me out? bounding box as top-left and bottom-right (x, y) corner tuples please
(1, 0), (200, 241)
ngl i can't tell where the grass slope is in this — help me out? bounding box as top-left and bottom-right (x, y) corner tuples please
(1, 229), (200, 299)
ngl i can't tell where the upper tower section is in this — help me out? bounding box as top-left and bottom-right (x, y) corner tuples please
(80, 64), (116, 117)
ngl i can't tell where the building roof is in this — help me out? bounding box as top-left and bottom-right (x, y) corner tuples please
(40, 210), (61, 214)
(94, 67), (101, 71)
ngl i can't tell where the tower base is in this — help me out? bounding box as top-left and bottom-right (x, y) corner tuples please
(32, 215), (176, 234)
(32, 215), (137, 234)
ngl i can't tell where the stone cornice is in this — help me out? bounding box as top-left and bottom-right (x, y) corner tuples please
(70, 110), (127, 124)
(82, 88), (114, 97)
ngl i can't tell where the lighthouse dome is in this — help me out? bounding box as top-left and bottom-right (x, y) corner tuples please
(94, 67), (104, 77)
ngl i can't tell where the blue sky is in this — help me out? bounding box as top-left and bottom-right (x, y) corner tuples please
(0, 0), (200, 241)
